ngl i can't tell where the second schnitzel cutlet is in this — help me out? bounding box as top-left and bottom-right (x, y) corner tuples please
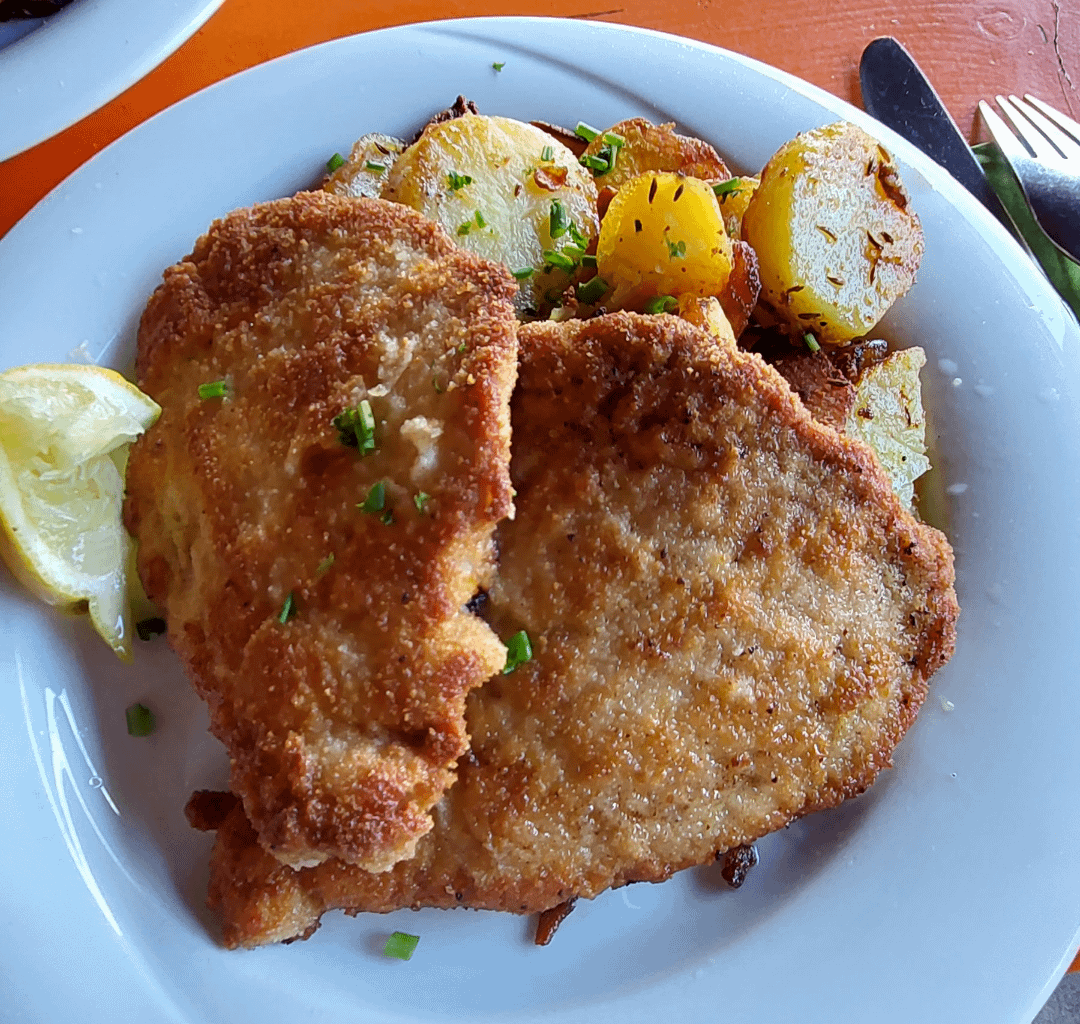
(124, 191), (519, 872)
(190, 312), (958, 947)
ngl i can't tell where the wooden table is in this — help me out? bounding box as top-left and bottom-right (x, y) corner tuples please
(2, 0), (1078, 239)
(1, 0), (1078, 981)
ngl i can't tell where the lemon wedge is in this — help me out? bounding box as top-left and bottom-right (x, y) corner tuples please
(0, 363), (160, 659)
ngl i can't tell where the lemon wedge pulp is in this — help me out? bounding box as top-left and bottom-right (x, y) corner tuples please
(0, 363), (160, 659)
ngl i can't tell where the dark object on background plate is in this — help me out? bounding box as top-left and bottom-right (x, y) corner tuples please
(720, 844), (759, 888)
(534, 898), (577, 945)
(859, 37), (1016, 237)
(0, 0), (72, 18)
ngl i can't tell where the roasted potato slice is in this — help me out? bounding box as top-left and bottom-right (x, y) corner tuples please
(382, 114), (598, 314)
(580, 118), (730, 190)
(324, 133), (404, 199)
(845, 346), (930, 509)
(718, 239), (761, 340)
(678, 295), (736, 348)
(742, 121), (923, 346)
(596, 172), (733, 311)
(715, 175), (758, 240)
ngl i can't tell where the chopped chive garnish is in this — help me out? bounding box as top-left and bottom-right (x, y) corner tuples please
(380, 509), (395, 525)
(541, 145), (554, 162)
(447, 170), (473, 191)
(568, 220), (589, 248)
(602, 131), (625, 147)
(644, 294), (679, 314)
(456, 221), (472, 236)
(414, 492), (430, 514)
(126, 703), (154, 737)
(804, 332), (821, 353)
(278, 592), (296, 624)
(433, 376), (443, 394)
(712, 178), (741, 198)
(511, 267), (535, 280)
(543, 249), (577, 273)
(384, 932), (420, 960)
(333, 399), (376, 453)
(475, 210), (487, 228)
(492, 61), (505, 71)
(502, 630), (533, 674)
(365, 160), (386, 173)
(666, 239), (687, 259)
(576, 275), (610, 304)
(579, 153), (609, 173)
(580, 254), (598, 268)
(326, 153), (346, 172)
(198, 380), (228, 400)
(457, 341), (467, 354)
(549, 200), (570, 239)
(598, 143), (618, 174)
(359, 480), (386, 515)
(574, 122), (600, 142)
(135, 617), (167, 642)
(316, 554), (335, 576)
(563, 244), (587, 260)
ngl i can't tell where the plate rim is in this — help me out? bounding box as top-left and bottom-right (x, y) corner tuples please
(0, 0), (226, 162)
(2, 16), (1079, 1024)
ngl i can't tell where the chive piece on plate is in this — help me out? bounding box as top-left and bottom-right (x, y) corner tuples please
(712, 178), (741, 198)
(574, 122), (600, 143)
(576, 275), (609, 305)
(384, 932), (420, 960)
(804, 332), (821, 353)
(126, 703), (154, 737)
(643, 295), (679, 314)
(359, 480), (386, 515)
(278, 592), (296, 624)
(326, 152), (346, 172)
(502, 630), (533, 674)
(197, 380), (228, 400)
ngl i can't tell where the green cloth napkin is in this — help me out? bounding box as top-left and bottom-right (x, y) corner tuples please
(974, 141), (1080, 320)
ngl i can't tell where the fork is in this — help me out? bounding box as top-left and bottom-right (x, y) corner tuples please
(978, 94), (1080, 264)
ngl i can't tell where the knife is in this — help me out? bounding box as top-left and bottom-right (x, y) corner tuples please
(859, 36), (1018, 236)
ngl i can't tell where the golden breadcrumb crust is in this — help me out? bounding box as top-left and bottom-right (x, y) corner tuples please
(196, 312), (957, 946)
(125, 191), (518, 871)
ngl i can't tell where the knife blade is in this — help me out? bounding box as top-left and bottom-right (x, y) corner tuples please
(859, 36), (1017, 235)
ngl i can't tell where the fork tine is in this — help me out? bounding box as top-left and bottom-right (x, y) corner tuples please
(1023, 94), (1080, 146)
(996, 95), (1063, 162)
(979, 100), (1030, 162)
(1008, 94), (1080, 160)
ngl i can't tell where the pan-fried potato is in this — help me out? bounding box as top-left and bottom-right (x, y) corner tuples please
(742, 121), (923, 346)
(596, 172), (733, 311)
(324, 134), (404, 199)
(579, 118), (730, 190)
(715, 175), (758, 240)
(382, 114), (598, 314)
(845, 346), (930, 509)
(678, 295), (736, 347)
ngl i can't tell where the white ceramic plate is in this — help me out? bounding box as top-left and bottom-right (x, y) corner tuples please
(0, 0), (225, 162)
(2, 17), (1080, 1024)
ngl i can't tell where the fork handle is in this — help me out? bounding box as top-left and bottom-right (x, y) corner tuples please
(1019, 164), (1080, 265)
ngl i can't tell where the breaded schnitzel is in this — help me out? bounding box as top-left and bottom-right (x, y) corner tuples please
(192, 312), (957, 946)
(124, 191), (518, 871)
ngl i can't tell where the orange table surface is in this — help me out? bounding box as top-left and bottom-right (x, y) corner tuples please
(2, 0), (1080, 239)
(1, 0), (1079, 979)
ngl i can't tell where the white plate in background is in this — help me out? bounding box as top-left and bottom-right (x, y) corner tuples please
(1, 17), (1080, 1024)
(0, 0), (225, 162)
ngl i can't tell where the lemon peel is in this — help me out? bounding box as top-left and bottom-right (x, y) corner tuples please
(0, 363), (160, 659)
